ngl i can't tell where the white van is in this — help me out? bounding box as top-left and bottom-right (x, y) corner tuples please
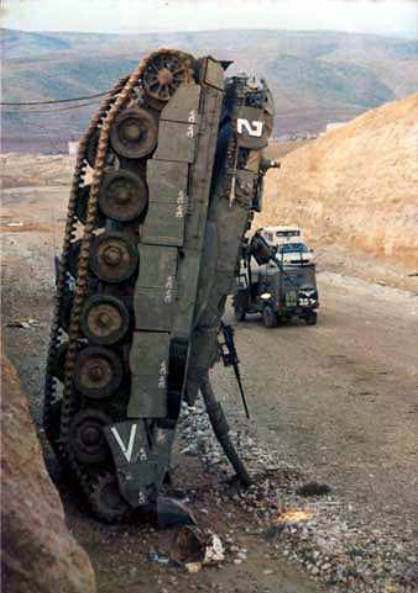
(258, 226), (314, 265)
(259, 225), (302, 246)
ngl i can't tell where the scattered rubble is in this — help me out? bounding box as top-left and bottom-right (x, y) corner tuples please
(6, 318), (40, 329)
(176, 400), (418, 593)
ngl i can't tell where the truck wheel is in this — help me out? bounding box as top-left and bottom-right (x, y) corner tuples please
(262, 305), (277, 328)
(234, 305), (246, 322)
(305, 311), (317, 326)
(233, 295), (246, 321)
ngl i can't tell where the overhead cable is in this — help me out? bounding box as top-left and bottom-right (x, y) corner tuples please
(0, 90), (110, 106)
(2, 101), (103, 114)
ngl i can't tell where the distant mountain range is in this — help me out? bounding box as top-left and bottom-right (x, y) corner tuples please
(2, 28), (417, 152)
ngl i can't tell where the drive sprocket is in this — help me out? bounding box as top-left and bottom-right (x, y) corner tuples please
(142, 50), (193, 109)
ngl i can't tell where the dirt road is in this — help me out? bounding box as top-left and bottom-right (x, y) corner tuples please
(217, 273), (418, 534)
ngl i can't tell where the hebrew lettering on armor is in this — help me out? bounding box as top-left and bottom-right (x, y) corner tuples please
(164, 275), (174, 303)
(158, 360), (167, 388)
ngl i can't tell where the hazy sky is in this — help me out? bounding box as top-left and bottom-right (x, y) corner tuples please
(2, 0), (417, 38)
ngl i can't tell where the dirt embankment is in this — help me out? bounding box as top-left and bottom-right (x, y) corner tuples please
(258, 93), (418, 274)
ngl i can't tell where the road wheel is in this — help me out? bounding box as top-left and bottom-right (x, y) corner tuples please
(262, 305), (277, 328)
(305, 311), (317, 326)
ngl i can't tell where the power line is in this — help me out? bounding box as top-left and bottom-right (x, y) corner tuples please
(0, 90), (111, 106)
(2, 100), (103, 114)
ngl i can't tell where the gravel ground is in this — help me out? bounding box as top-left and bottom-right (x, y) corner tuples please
(177, 401), (418, 592)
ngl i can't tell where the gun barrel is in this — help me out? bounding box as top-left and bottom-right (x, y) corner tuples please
(221, 322), (250, 419)
(234, 365), (250, 419)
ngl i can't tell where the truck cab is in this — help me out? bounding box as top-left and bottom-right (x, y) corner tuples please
(259, 225), (302, 247)
(259, 226), (314, 265)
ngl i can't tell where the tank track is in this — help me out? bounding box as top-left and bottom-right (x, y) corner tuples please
(44, 50), (196, 521)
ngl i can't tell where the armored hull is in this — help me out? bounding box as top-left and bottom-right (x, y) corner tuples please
(44, 50), (274, 521)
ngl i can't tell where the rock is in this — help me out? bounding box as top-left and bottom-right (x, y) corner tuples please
(156, 497), (196, 528)
(1, 355), (96, 593)
(170, 526), (206, 565)
(171, 526), (224, 567)
(400, 560), (418, 587)
(185, 562), (202, 574)
(296, 482), (331, 497)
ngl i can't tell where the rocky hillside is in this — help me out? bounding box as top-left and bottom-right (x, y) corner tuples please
(258, 93), (418, 272)
(2, 28), (417, 152)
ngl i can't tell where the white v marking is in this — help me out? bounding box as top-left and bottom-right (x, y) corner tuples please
(110, 424), (137, 463)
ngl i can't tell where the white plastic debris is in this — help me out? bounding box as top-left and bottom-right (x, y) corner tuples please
(203, 532), (224, 565)
(185, 561), (202, 573)
(7, 318), (39, 329)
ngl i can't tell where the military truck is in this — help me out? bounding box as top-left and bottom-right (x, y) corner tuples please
(233, 231), (319, 327)
(44, 49), (277, 522)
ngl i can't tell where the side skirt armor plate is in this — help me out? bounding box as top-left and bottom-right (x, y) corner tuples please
(112, 63), (225, 506)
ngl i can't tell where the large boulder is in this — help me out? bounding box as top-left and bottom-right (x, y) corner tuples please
(1, 355), (96, 593)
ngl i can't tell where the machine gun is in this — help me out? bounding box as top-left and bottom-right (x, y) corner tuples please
(218, 322), (250, 419)
(252, 158), (280, 212)
(249, 230), (300, 288)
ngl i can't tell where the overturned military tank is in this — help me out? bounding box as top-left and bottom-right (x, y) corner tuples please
(44, 49), (276, 522)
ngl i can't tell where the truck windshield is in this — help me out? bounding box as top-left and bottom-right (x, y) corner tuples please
(278, 243), (308, 253)
(276, 230), (300, 237)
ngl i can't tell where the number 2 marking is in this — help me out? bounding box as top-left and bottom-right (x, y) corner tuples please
(237, 118), (264, 137)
